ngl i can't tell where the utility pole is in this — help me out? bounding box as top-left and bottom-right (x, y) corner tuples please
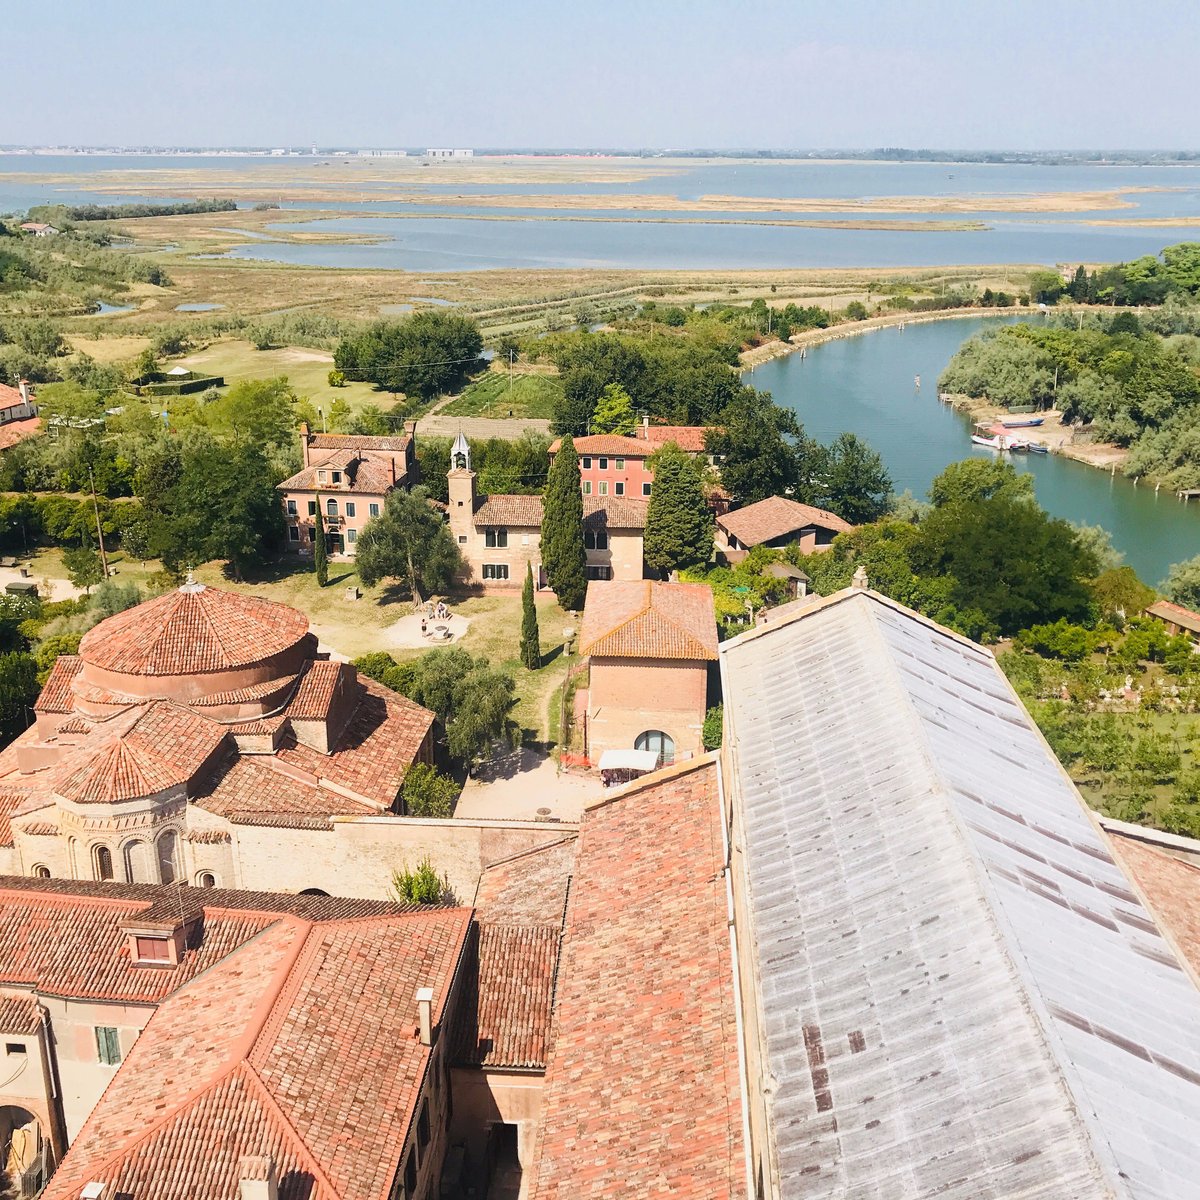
(87, 464), (110, 579)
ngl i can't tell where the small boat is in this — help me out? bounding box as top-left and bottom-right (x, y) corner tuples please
(938, 391), (952, 403)
(1027, 442), (1049, 454)
(971, 433), (1003, 450)
(1001, 416), (1045, 428)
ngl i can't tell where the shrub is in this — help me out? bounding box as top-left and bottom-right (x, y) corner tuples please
(391, 856), (447, 904)
(402, 762), (459, 818)
(702, 705), (723, 750)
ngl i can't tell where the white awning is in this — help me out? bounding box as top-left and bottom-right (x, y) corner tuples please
(598, 749), (660, 773)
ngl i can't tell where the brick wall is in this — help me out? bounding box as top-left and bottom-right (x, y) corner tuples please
(586, 657), (708, 761)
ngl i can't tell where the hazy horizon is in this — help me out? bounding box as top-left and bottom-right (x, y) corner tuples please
(9, 0), (1199, 150)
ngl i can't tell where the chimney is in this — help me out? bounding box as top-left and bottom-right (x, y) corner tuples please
(642, 414), (649, 429)
(238, 1156), (278, 1200)
(299, 422), (311, 467)
(80, 1185), (105, 1200)
(416, 987), (434, 1045)
(851, 565), (869, 590)
(18, 379), (30, 406)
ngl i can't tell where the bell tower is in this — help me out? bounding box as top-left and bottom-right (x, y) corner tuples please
(448, 431), (476, 543)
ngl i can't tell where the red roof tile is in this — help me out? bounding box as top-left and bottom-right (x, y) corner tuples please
(0, 990), (39, 1034)
(289, 660), (350, 721)
(633, 424), (712, 453)
(278, 454), (403, 495)
(474, 837), (576, 925)
(79, 583), (310, 677)
(0, 416), (42, 451)
(716, 494), (853, 547)
(528, 759), (743, 1199)
(548, 434), (649, 457)
(472, 494), (648, 531)
(1105, 836), (1200, 975)
(578, 580), (718, 660)
(34, 655), (82, 713)
(452, 924), (560, 1069)
(1146, 599), (1200, 635)
(310, 433), (411, 454)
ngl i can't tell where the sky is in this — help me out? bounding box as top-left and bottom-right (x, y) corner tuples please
(8, 0), (1200, 149)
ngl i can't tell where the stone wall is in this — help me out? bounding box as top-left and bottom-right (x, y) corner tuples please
(586, 657), (709, 762)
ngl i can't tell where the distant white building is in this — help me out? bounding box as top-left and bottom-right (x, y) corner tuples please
(358, 149), (408, 157)
(0, 380), (36, 423)
(19, 222), (58, 237)
(425, 148), (473, 158)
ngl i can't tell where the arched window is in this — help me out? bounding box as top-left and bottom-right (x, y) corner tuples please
(196, 871), (217, 889)
(634, 729), (675, 768)
(123, 840), (153, 884)
(299, 888), (329, 896)
(68, 837), (79, 878)
(584, 527), (608, 551)
(31, 864), (50, 879)
(93, 845), (114, 882)
(326, 498), (338, 516)
(156, 830), (179, 885)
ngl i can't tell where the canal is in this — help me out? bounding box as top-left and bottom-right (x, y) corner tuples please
(744, 316), (1200, 585)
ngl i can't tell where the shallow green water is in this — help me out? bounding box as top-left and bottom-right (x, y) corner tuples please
(744, 317), (1200, 585)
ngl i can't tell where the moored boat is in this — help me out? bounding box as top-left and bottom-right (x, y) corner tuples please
(1001, 416), (1045, 428)
(1027, 442), (1049, 454)
(971, 433), (1003, 450)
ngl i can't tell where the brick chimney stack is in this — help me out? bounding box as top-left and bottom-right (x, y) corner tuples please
(299, 422), (311, 467)
(416, 987), (434, 1045)
(238, 1156), (278, 1200)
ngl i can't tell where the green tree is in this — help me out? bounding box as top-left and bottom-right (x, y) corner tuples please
(1163, 554), (1200, 610)
(401, 762), (459, 818)
(590, 383), (637, 435)
(354, 486), (463, 601)
(520, 562), (541, 670)
(63, 545), (104, 594)
(541, 436), (587, 610)
(706, 391), (822, 506)
(205, 377), (299, 450)
(821, 432), (892, 524)
(702, 704), (724, 750)
(927, 458), (1034, 508)
(391, 857), (447, 904)
(844, 300), (869, 320)
(644, 444), (714, 577)
(334, 311), (483, 399)
(0, 651), (38, 744)
(1091, 566), (1156, 624)
(313, 500), (328, 587)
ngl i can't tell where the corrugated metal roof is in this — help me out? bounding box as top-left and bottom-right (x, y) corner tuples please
(721, 589), (1200, 1200)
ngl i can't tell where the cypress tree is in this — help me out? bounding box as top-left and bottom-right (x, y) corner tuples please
(541, 435), (588, 610)
(644, 444), (714, 578)
(520, 562), (541, 669)
(313, 495), (328, 587)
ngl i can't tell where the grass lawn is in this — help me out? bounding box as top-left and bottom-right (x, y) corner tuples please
(175, 339), (393, 416)
(441, 371), (563, 420)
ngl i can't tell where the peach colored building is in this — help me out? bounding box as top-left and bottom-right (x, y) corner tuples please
(577, 579), (718, 766)
(716, 493), (853, 561)
(447, 433), (647, 590)
(278, 423), (417, 558)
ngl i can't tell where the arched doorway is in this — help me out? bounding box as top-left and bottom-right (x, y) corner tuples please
(635, 729), (675, 768)
(156, 830), (180, 884)
(1, 1104), (50, 1197)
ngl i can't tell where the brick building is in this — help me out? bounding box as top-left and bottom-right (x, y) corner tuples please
(577, 579), (718, 766)
(716, 493), (853, 561)
(448, 433), (647, 589)
(278, 424), (417, 558)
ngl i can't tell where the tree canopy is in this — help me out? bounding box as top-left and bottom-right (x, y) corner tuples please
(644, 444), (714, 577)
(541, 436), (587, 610)
(334, 312), (483, 399)
(353, 486), (463, 600)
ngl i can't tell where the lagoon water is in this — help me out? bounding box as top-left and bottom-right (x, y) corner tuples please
(745, 317), (1200, 585)
(4, 155), (1200, 270)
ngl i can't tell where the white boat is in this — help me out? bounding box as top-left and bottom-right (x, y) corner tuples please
(971, 433), (1003, 450)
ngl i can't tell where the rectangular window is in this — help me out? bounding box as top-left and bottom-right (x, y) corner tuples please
(485, 529), (508, 548)
(615, 481), (624, 495)
(582, 456), (592, 469)
(135, 936), (171, 962)
(288, 527), (300, 542)
(5, 1042), (25, 1056)
(482, 564), (510, 581)
(615, 458), (624, 470)
(347, 529), (357, 544)
(587, 565), (613, 581)
(404, 1153), (417, 1195)
(318, 470), (327, 483)
(308, 501), (317, 516)
(331, 471), (342, 484)
(642, 482), (652, 497)
(346, 502), (356, 518)
(583, 480), (592, 495)
(417, 1099), (430, 1151)
(458, 535), (467, 544)
(369, 503), (380, 518)
(599, 481), (608, 496)
(286, 499), (297, 515)
(96, 1026), (121, 1065)
(599, 457), (608, 470)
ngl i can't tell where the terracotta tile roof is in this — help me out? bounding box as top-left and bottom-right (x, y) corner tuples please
(275, 678), (434, 808)
(472, 494), (648, 531)
(0, 790), (25, 847)
(1105, 836), (1200, 976)
(79, 583), (310, 677)
(34, 655), (82, 713)
(55, 715), (93, 735)
(189, 673), (300, 708)
(528, 759), (743, 1199)
(633, 424), (712, 453)
(548, 434), (649, 457)
(0, 990), (40, 1035)
(15, 819), (59, 837)
(1146, 599), (1200, 635)
(192, 751), (380, 827)
(578, 580), (718, 660)
(451, 924), (560, 1069)
(717, 494), (853, 547)
(0, 416), (42, 451)
(277, 454), (402, 495)
(474, 838), (576, 925)
(289, 660), (350, 720)
(55, 703), (227, 804)
(582, 496), (648, 530)
(187, 828), (231, 844)
(310, 432), (411, 454)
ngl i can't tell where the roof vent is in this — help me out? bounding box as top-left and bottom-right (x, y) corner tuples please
(851, 565), (869, 590)
(238, 1155), (278, 1200)
(80, 1185), (105, 1200)
(416, 986), (434, 1045)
